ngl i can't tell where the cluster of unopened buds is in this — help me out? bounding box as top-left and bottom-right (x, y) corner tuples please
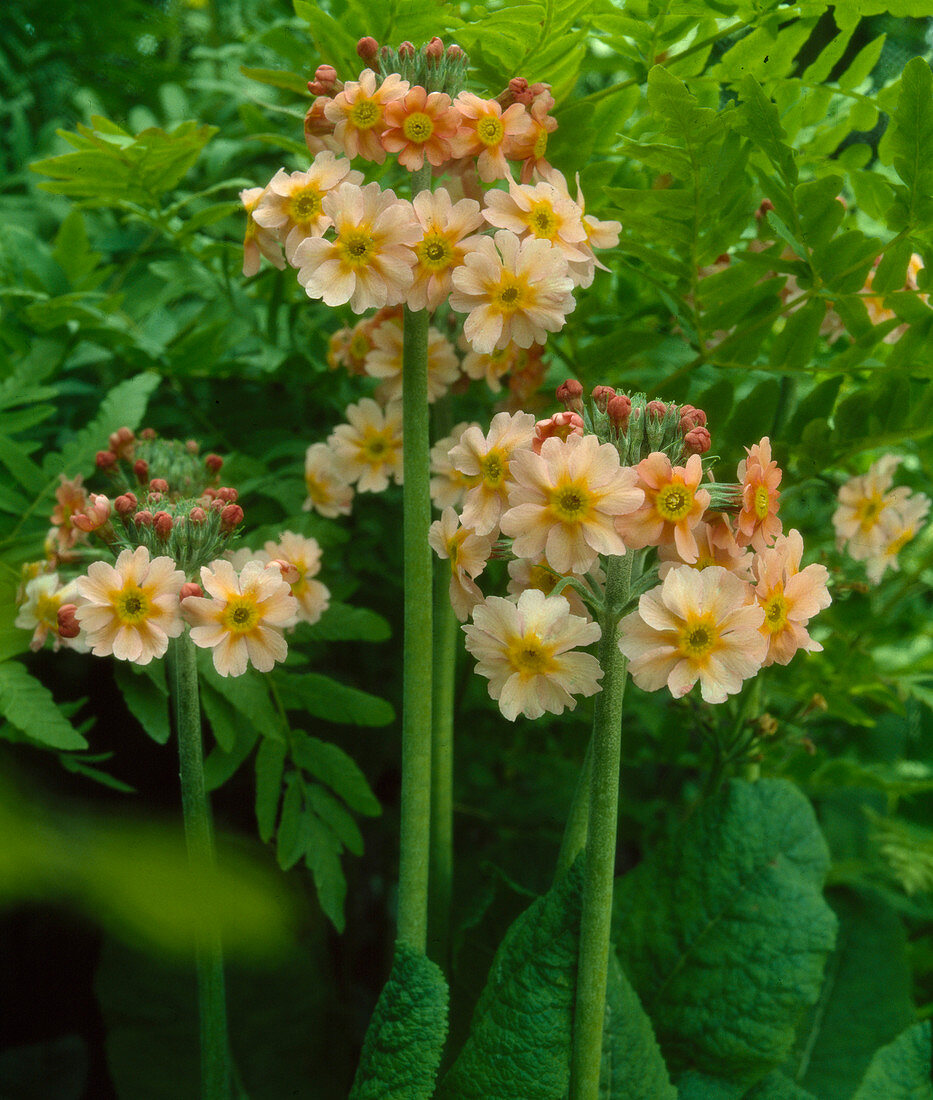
(16, 429), (329, 676)
(428, 383), (833, 720)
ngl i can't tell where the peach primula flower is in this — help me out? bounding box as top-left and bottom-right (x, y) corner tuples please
(294, 182), (420, 313)
(536, 168), (621, 288)
(449, 230), (575, 355)
(75, 546), (185, 664)
(324, 70), (410, 163)
(239, 187), (287, 276)
(449, 410), (536, 536)
(450, 93), (533, 182)
(252, 153), (363, 265)
(614, 452), (710, 563)
(735, 437), (783, 551)
(329, 397), (404, 493)
(507, 557), (602, 621)
(657, 515), (754, 580)
(619, 565), (767, 704)
(16, 572), (84, 651)
(304, 442), (354, 518)
(482, 178), (588, 264)
(460, 340), (522, 393)
(501, 434), (644, 574)
(430, 422), (482, 511)
(752, 529), (831, 667)
(429, 507), (494, 622)
(263, 531), (330, 626)
(50, 474), (89, 554)
(832, 454), (910, 561)
(381, 86), (460, 171)
(363, 314), (460, 404)
(463, 589), (603, 721)
(863, 491), (930, 583)
(409, 188), (485, 312)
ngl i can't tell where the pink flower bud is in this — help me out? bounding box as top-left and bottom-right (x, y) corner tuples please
(205, 453), (223, 474)
(153, 511), (173, 539)
(357, 36), (379, 62)
(134, 510), (153, 528)
(446, 44), (464, 61)
(755, 198), (775, 220)
(505, 77), (533, 106)
(556, 379), (584, 412)
(185, 440), (199, 455)
(180, 582), (203, 602)
(532, 411), (585, 454)
(646, 400), (668, 420)
(684, 426), (711, 455)
(134, 459), (149, 484)
(57, 604), (81, 639)
(678, 405), (707, 432)
(607, 394), (632, 432)
(269, 558), (300, 585)
(95, 450), (117, 471)
(215, 486), (238, 504)
(113, 493), (138, 517)
(398, 40), (415, 59)
(425, 36), (444, 61)
(149, 478), (169, 494)
(220, 504), (244, 532)
(591, 385), (616, 412)
(139, 428), (157, 441)
(188, 507), (207, 525)
(108, 426), (135, 457)
(72, 494), (111, 532)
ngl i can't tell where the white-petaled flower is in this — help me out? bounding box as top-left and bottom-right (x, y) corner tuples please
(535, 167), (621, 288)
(263, 531), (330, 625)
(833, 455), (911, 561)
(430, 422), (482, 511)
(240, 187), (287, 276)
(293, 182), (420, 313)
(304, 442), (354, 517)
(864, 491), (930, 583)
(450, 230), (575, 354)
(183, 559), (298, 677)
(449, 410), (536, 536)
(429, 507), (493, 622)
(329, 397), (404, 493)
(75, 546), (185, 665)
(464, 589), (602, 721)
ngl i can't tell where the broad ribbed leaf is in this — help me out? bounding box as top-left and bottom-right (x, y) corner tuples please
(852, 1021), (933, 1099)
(612, 779), (836, 1090)
(349, 942), (448, 1100)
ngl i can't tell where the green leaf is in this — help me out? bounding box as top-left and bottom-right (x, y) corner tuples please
(239, 66), (309, 96)
(601, 950), (677, 1099)
(199, 681), (238, 753)
(810, 231), (879, 294)
(788, 890), (915, 1099)
(305, 816), (346, 932)
(199, 656), (287, 741)
(290, 733), (380, 816)
(303, 601), (391, 642)
(795, 177), (845, 250)
(733, 76), (797, 186)
(675, 1071), (742, 1099)
(437, 860), (584, 1099)
(307, 784), (363, 856)
(612, 779), (837, 1090)
(276, 773), (310, 872)
(769, 301), (826, 372)
(254, 737), (286, 844)
(114, 663), (170, 745)
(274, 671), (394, 727)
(349, 942), (448, 1100)
(745, 1072), (818, 1099)
(851, 1021), (933, 1099)
(0, 661), (88, 750)
(201, 719), (259, 793)
(881, 57), (933, 230)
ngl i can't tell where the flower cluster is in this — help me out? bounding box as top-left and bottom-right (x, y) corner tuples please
(833, 454), (930, 583)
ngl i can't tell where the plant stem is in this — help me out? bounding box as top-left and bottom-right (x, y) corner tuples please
(570, 553), (632, 1100)
(554, 733), (593, 881)
(428, 556), (457, 970)
(168, 633), (231, 1100)
(396, 163), (434, 951)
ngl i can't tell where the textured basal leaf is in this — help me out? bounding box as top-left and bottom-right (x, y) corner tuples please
(788, 889), (914, 1099)
(612, 779), (837, 1089)
(349, 942), (448, 1100)
(601, 951), (677, 1099)
(852, 1020), (933, 1099)
(0, 661), (88, 750)
(675, 1071), (742, 1099)
(437, 860), (584, 1100)
(745, 1072), (817, 1099)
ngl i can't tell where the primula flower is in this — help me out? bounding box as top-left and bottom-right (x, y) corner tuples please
(507, 557), (602, 620)
(16, 572), (84, 651)
(536, 168), (621, 288)
(615, 452), (710, 562)
(364, 315), (460, 404)
(619, 565), (767, 704)
(430, 422), (482, 510)
(75, 546), (186, 664)
(263, 532), (330, 625)
(450, 93), (533, 182)
(409, 188), (485, 312)
(50, 474), (90, 554)
(513, 87), (558, 182)
(752, 529), (831, 666)
(658, 515), (754, 580)
(252, 154), (363, 264)
(833, 455), (910, 561)
(303, 442), (354, 517)
(381, 86), (460, 170)
(482, 178), (588, 263)
(463, 589), (602, 721)
(460, 340), (523, 393)
(735, 437), (783, 551)
(294, 182), (420, 313)
(449, 230), (575, 355)
(428, 507), (493, 622)
(501, 434), (644, 574)
(239, 187), (286, 276)
(329, 398), (404, 493)
(863, 492), (930, 583)
(449, 410), (536, 536)
(184, 559), (299, 677)
(324, 70), (410, 163)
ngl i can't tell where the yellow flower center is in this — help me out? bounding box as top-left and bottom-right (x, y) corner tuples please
(527, 564), (558, 594)
(339, 230), (376, 267)
(402, 111), (434, 143)
(289, 188), (323, 222)
(533, 128), (549, 159)
(35, 591), (62, 627)
(480, 450), (506, 487)
(886, 528), (914, 557)
(306, 474), (330, 504)
(753, 485), (771, 520)
(762, 591), (788, 633)
(445, 530), (467, 567)
(857, 494), (884, 532)
(349, 98), (380, 130)
(360, 428), (395, 466)
(549, 481), (592, 524)
(655, 482), (694, 523)
(476, 114), (504, 147)
(222, 596), (260, 635)
(493, 275), (528, 314)
(678, 614), (718, 660)
(115, 585), (150, 625)
(416, 232), (454, 271)
(528, 201), (558, 239)
(348, 330), (372, 360)
(507, 632), (556, 677)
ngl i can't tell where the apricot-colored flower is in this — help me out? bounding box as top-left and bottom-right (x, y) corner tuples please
(49, 474), (89, 554)
(239, 186), (286, 276)
(450, 93), (534, 182)
(507, 557), (602, 621)
(513, 88), (558, 182)
(381, 86), (460, 170)
(363, 314), (460, 404)
(752, 529), (831, 666)
(409, 188), (485, 312)
(863, 492), (930, 583)
(450, 230), (575, 355)
(535, 168), (621, 288)
(833, 454), (910, 561)
(324, 70), (410, 163)
(429, 507), (493, 621)
(252, 154), (363, 264)
(736, 437), (783, 551)
(501, 434), (643, 574)
(658, 515), (754, 580)
(483, 178), (588, 263)
(303, 442), (354, 517)
(329, 398), (404, 493)
(460, 340), (522, 393)
(263, 531), (330, 625)
(463, 589), (602, 721)
(75, 546), (185, 664)
(184, 559), (298, 677)
(293, 182), (419, 313)
(430, 422), (483, 511)
(16, 572), (84, 651)
(619, 565), (766, 703)
(615, 452), (710, 562)
(449, 411), (536, 536)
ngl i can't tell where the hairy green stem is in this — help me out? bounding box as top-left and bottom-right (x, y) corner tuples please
(570, 554), (633, 1100)
(396, 163), (434, 951)
(168, 633), (231, 1100)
